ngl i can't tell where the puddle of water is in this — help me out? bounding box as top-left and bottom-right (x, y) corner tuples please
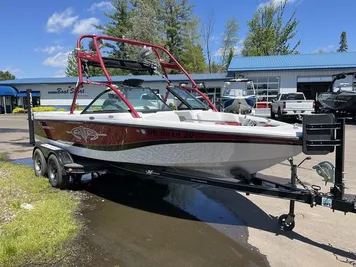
(71, 176), (269, 267)
(163, 183), (248, 243)
(11, 157), (33, 166)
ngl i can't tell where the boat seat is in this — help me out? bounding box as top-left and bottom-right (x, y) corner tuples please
(143, 112), (181, 121)
(174, 111), (199, 122)
(197, 111), (240, 123)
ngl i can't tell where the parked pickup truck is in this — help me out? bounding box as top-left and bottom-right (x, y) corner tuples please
(270, 92), (315, 120)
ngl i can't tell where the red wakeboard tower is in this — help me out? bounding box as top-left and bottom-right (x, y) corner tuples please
(70, 34), (218, 116)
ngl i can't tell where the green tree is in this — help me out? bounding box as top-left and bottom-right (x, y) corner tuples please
(220, 17), (239, 69)
(0, 71), (15, 81)
(180, 18), (206, 73)
(95, 0), (131, 39)
(126, 0), (163, 44)
(210, 62), (225, 73)
(65, 46), (103, 77)
(94, 0), (133, 62)
(242, 0), (301, 56)
(337, 31), (348, 52)
(92, 0), (205, 74)
(159, 0), (195, 61)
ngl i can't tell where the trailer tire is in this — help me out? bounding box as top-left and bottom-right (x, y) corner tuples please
(33, 148), (47, 177)
(47, 154), (69, 189)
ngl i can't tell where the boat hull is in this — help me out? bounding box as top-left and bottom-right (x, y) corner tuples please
(34, 119), (302, 178)
(317, 91), (356, 117)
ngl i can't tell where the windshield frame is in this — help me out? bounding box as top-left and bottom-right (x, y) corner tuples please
(166, 86), (210, 110)
(81, 86), (172, 114)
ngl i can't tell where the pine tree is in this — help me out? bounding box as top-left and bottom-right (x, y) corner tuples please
(337, 31), (348, 52)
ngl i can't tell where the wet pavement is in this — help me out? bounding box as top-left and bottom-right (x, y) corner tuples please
(10, 157), (269, 267)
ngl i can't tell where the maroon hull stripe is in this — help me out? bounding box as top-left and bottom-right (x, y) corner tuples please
(34, 120), (302, 150)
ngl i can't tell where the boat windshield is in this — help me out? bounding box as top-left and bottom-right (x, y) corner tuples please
(82, 87), (171, 114)
(169, 86), (209, 110)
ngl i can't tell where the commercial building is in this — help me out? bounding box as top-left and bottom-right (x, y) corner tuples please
(227, 52), (356, 104)
(0, 73), (228, 113)
(1, 51), (356, 113)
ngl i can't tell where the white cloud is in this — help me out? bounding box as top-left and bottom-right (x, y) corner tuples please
(72, 17), (100, 35)
(258, 0), (296, 9)
(88, 1), (113, 12)
(53, 70), (66, 77)
(35, 45), (64, 54)
(43, 51), (71, 68)
(311, 44), (335, 54)
(0, 67), (22, 73)
(46, 7), (79, 33)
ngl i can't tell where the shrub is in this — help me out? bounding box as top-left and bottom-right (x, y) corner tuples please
(57, 108), (67, 112)
(12, 108), (25, 114)
(74, 103), (83, 111)
(32, 107), (56, 112)
(168, 103), (177, 110)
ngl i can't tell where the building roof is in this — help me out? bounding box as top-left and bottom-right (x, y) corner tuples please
(0, 86), (18, 97)
(0, 73), (229, 85)
(228, 52), (356, 72)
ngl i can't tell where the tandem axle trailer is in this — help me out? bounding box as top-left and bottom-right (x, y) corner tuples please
(31, 114), (356, 231)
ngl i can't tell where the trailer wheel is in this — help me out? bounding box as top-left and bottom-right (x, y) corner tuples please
(278, 214), (295, 231)
(47, 154), (69, 189)
(33, 148), (47, 177)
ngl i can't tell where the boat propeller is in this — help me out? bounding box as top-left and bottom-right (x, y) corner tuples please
(312, 161), (335, 185)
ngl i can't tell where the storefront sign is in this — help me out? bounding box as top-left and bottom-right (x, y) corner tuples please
(48, 87), (86, 95)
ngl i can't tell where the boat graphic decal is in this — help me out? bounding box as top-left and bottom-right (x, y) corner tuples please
(67, 126), (107, 142)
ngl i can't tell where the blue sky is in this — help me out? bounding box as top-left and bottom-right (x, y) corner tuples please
(0, 0), (355, 78)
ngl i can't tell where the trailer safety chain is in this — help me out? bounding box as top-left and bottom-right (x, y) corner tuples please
(295, 175), (309, 191)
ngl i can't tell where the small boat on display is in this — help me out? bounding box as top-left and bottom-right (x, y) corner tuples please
(32, 34), (303, 180)
(220, 78), (257, 115)
(316, 72), (356, 118)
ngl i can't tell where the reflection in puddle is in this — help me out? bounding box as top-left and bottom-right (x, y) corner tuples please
(11, 158), (33, 166)
(164, 182), (247, 241)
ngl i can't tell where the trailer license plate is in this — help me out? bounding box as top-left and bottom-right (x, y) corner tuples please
(321, 197), (332, 208)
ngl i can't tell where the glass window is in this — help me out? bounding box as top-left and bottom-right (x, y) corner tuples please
(83, 87), (171, 114)
(170, 87), (209, 110)
(246, 76), (280, 104)
(257, 77), (268, 83)
(280, 93), (305, 100)
(268, 77), (279, 83)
